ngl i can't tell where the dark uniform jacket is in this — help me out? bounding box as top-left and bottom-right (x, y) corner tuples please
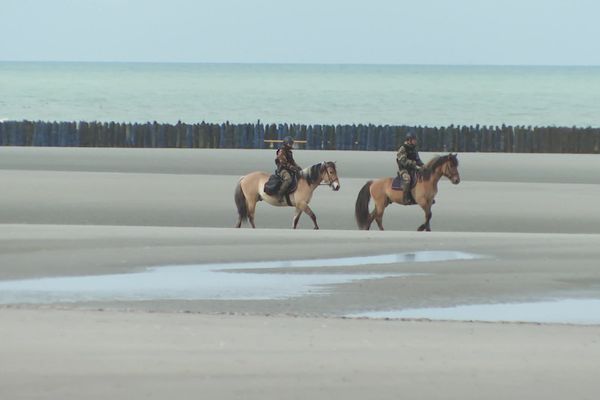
(276, 146), (300, 173)
(396, 143), (424, 172)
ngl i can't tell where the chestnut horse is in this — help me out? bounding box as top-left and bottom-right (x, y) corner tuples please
(355, 154), (460, 231)
(235, 161), (340, 229)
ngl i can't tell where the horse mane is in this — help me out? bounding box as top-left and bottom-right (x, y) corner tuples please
(302, 162), (322, 185)
(421, 154), (458, 181)
(303, 161), (336, 185)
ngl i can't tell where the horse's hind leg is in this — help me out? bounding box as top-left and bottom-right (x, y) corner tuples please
(375, 209), (385, 231)
(247, 201), (257, 229)
(292, 208), (303, 229)
(373, 199), (387, 231)
(365, 210), (376, 230)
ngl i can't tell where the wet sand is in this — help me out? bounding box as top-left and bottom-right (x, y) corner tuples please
(1, 147), (600, 399)
(2, 308), (600, 400)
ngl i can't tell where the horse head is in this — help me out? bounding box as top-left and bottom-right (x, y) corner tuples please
(443, 153), (461, 184)
(422, 153), (460, 184)
(321, 161), (340, 191)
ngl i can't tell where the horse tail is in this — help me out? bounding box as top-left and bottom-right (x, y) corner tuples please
(234, 180), (248, 225)
(355, 180), (373, 230)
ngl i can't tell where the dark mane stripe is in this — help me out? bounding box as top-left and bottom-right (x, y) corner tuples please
(302, 161), (336, 185)
(425, 155), (445, 170)
(421, 154), (457, 181)
(305, 163), (322, 185)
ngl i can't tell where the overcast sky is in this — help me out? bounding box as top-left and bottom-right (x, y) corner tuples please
(1, 0), (599, 65)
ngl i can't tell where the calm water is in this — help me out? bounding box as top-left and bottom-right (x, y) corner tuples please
(0, 251), (477, 304)
(350, 299), (600, 325)
(1, 62), (600, 126)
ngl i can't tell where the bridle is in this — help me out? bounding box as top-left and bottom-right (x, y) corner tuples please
(442, 157), (460, 182)
(319, 162), (339, 188)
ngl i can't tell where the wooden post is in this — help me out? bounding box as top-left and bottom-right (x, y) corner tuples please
(212, 123), (219, 148)
(593, 129), (600, 153)
(356, 124), (365, 151)
(473, 125), (481, 152)
(335, 125), (343, 150)
(195, 122), (204, 148)
(364, 125), (373, 151)
(313, 125), (323, 150)
(31, 121), (43, 146)
(295, 124), (307, 150)
(80, 121), (90, 147)
(323, 125), (333, 150)
(59, 122), (70, 146)
(253, 120), (263, 148)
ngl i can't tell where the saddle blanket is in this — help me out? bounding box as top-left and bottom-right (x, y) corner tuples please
(391, 176), (404, 191)
(391, 172), (418, 191)
(263, 173), (298, 196)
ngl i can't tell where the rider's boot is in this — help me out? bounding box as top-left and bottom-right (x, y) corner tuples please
(278, 179), (291, 202)
(401, 181), (413, 205)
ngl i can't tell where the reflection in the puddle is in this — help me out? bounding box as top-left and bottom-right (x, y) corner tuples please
(0, 251), (478, 304)
(252, 251), (480, 268)
(350, 299), (600, 325)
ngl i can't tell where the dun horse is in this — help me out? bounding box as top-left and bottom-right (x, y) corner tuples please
(235, 162), (340, 229)
(355, 154), (460, 231)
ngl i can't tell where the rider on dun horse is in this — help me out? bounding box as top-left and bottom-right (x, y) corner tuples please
(275, 136), (302, 202)
(235, 137), (340, 229)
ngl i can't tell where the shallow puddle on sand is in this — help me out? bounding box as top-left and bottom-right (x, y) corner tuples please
(350, 299), (600, 325)
(0, 251), (478, 304)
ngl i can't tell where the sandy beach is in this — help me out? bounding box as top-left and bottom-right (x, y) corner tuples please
(1, 147), (600, 399)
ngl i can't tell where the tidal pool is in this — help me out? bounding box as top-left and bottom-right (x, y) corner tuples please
(350, 298), (600, 325)
(0, 251), (478, 304)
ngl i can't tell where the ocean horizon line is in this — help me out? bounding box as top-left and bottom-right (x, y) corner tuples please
(1, 60), (600, 68)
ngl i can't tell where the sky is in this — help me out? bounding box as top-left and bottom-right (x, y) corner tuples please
(1, 0), (599, 65)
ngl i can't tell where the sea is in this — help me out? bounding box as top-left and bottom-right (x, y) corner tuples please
(1, 62), (599, 127)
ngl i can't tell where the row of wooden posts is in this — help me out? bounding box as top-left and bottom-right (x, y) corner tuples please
(1, 120), (600, 153)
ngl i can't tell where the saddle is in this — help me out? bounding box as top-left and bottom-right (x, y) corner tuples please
(263, 172), (298, 197)
(392, 171), (419, 191)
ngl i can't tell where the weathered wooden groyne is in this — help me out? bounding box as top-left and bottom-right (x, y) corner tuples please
(1, 120), (599, 153)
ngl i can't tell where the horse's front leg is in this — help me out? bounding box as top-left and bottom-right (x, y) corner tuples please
(292, 208), (303, 229)
(298, 203), (319, 230)
(417, 203), (432, 232)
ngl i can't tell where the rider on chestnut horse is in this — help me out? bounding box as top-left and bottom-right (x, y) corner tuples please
(396, 132), (424, 204)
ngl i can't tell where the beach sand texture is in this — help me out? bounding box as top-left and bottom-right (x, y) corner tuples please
(1, 147), (599, 399)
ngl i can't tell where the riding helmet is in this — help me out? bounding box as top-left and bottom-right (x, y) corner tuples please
(283, 136), (294, 147)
